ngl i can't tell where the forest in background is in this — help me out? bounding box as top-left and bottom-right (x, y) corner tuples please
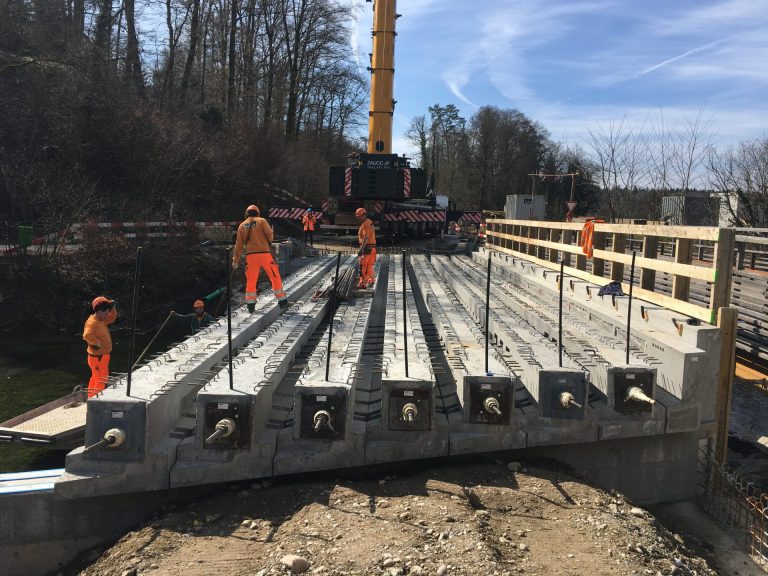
(1, 0), (766, 329)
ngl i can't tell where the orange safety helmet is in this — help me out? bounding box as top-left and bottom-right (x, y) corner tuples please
(92, 295), (114, 310)
(355, 207), (367, 217)
(193, 299), (205, 308)
(245, 204), (260, 216)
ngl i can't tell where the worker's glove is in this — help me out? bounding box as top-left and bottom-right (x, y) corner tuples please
(232, 261), (239, 270)
(93, 343), (101, 349)
(357, 249), (363, 257)
(170, 311), (176, 316)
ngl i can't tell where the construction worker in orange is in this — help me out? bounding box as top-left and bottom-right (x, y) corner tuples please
(355, 207), (376, 288)
(82, 296), (118, 397)
(301, 207), (317, 245)
(171, 299), (214, 332)
(233, 204), (289, 313)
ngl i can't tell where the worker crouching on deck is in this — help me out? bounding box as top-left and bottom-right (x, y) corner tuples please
(82, 296), (118, 397)
(233, 204), (289, 313)
(355, 207), (376, 288)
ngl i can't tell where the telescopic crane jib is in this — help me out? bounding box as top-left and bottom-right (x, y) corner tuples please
(328, 0), (427, 202)
(368, 0), (396, 155)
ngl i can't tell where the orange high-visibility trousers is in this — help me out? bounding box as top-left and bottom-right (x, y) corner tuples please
(87, 353), (110, 397)
(358, 248), (377, 287)
(245, 252), (287, 303)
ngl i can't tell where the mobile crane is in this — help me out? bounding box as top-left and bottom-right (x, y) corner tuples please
(326, 0), (443, 236)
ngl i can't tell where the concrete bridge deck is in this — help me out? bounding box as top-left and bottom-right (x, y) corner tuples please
(1, 242), (731, 576)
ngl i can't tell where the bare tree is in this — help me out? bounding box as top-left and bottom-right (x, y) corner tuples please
(583, 117), (649, 221)
(707, 137), (768, 227)
(669, 106), (713, 222)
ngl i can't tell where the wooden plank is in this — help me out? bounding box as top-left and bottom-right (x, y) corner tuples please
(710, 228), (736, 312)
(590, 248), (717, 282)
(595, 223), (722, 241)
(672, 239), (692, 301)
(488, 219), (583, 231)
(715, 308), (738, 464)
(487, 230), (583, 255)
(488, 244), (714, 322)
(736, 362), (768, 382)
(641, 236), (658, 290)
(610, 233), (626, 281)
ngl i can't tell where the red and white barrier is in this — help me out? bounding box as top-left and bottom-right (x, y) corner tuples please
(457, 212), (482, 223)
(382, 210), (446, 223)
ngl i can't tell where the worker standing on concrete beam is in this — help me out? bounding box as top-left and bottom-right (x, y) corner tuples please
(233, 204), (289, 313)
(355, 207), (376, 289)
(82, 296), (118, 397)
(301, 207), (316, 245)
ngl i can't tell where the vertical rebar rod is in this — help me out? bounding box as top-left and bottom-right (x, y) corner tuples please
(226, 247), (234, 390)
(326, 252), (342, 381)
(485, 253), (491, 374)
(626, 251), (637, 365)
(559, 259), (564, 368)
(126, 246), (143, 397)
(402, 251), (409, 378)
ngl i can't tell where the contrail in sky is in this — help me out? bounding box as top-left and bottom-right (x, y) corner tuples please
(629, 39), (724, 80)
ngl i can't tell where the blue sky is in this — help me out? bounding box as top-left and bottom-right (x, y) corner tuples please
(349, 0), (768, 156)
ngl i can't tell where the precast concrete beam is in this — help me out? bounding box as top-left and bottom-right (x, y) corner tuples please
(384, 255), (433, 382)
(474, 250), (719, 427)
(271, 290), (375, 475)
(57, 257), (337, 498)
(410, 256), (523, 454)
(366, 256), (450, 464)
(431, 257), (590, 421)
(450, 256), (664, 440)
(169, 264), (352, 487)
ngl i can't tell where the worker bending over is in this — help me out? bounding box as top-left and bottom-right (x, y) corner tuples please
(82, 296), (118, 397)
(233, 204), (289, 312)
(355, 207), (376, 288)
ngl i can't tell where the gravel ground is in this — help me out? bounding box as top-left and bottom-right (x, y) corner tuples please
(77, 459), (753, 576)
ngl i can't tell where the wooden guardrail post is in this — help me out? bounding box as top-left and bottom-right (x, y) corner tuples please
(610, 233), (626, 281)
(641, 235), (658, 290)
(672, 239), (693, 301)
(548, 228), (560, 264)
(592, 231), (606, 277)
(715, 307), (738, 464)
(710, 228), (736, 313)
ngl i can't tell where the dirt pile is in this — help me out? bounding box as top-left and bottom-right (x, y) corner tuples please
(81, 461), (724, 576)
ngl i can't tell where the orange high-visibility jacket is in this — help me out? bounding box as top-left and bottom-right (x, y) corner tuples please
(233, 216), (273, 262)
(579, 219), (605, 258)
(358, 218), (376, 249)
(301, 213), (316, 231)
(83, 308), (118, 355)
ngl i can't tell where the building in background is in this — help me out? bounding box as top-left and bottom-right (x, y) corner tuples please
(660, 191), (719, 226)
(505, 195), (546, 220)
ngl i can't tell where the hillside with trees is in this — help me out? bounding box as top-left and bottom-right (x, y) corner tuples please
(0, 0), (766, 329)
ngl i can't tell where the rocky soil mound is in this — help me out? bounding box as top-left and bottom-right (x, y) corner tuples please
(80, 460), (727, 576)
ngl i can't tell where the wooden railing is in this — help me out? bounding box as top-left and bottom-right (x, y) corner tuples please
(486, 219), (736, 324)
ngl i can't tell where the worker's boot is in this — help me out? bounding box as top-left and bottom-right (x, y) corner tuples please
(247, 303), (255, 313)
(278, 299), (289, 310)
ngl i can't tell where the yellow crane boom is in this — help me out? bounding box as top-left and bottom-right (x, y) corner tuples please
(367, 0), (397, 155)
